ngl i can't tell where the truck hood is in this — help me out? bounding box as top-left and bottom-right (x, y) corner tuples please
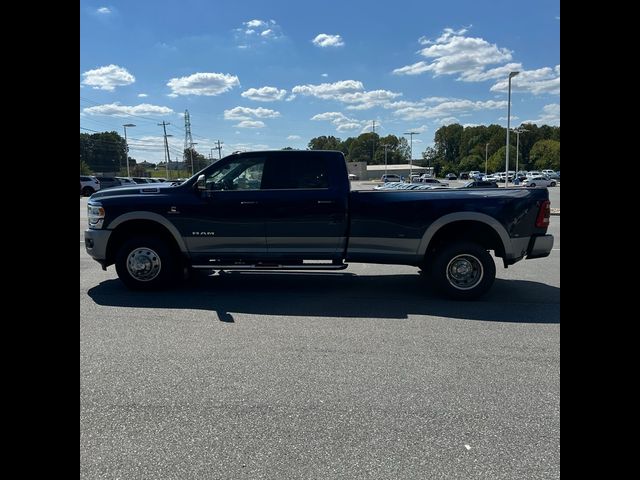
(89, 183), (184, 199)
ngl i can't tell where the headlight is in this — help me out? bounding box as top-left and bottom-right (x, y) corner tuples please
(87, 204), (105, 229)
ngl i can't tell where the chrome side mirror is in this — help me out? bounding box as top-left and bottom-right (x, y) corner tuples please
(195, 174), (206, 191)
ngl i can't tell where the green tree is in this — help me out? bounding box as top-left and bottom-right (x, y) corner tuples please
(458, 154), (484, 173)
(184, 148), (209, 173)
(308, 135), (343, 151)
(433, 123), (464, 165)
(80, 159), (93, 174)
(80, 131), (126, 173)
(348, 133), (379, 163)
(373, 135), (410, 165)
(487, 145), (518, 173)
(529, 140), (560, 170)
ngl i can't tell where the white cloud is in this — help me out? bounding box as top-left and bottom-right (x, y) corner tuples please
(490, 65), (560, 95)
(236, 19), (283, 44)
(236, 120), (265, 128)
(460, 62), (523, 82)
(392, 99), (507, 121)
(311, 111), (367, 132)
(292, 80), (401, 110)
(224, 106), (281, 120)
(393, 28), (513, 80)
(287, 135), (301, 140)
(321, 73), (328, 77)
(245, 19), (264, 28)
(167, 72), (240, 96)
(521, 103), (560, 125)
(137, 93), (148, 98)
(312, 34), (345, 47)
(436, 117), (460, 125)
(97, 7), (111, 14)
(292, 80), (363, 99)
(392, 61), (431, 76)
(241, 86), (287, 102)
(81, 64), (135, 91)
(82, 103), (173, 117)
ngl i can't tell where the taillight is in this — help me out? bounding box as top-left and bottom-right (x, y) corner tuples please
(535, 200), (551, 228)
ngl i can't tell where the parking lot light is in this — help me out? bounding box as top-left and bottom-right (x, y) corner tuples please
(505, 71), (519, 187)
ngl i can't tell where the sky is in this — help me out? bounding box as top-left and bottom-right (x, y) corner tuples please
(80, 0), (560, 164)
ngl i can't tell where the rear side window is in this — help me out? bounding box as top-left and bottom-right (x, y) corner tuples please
(263, 154), (329, 189)
(80, 176), (90, 181)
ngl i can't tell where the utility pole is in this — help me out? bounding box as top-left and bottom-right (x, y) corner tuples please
(404, 131), (420, 179)
(371, 120), (376, 164)
(514, 127), (528, 178)
(158, 121), (171, 179)
(189, 142), (198, 176)
(380, 144), (390, 177)
(485, 143), (489, 175)
(213, 140), (223, 160)
(122, 124), (135, 177)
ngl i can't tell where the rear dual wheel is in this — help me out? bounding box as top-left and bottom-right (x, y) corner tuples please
(429, 242), (496, 300)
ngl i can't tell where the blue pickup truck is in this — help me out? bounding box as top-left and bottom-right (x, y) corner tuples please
(85, 150), (553, 299)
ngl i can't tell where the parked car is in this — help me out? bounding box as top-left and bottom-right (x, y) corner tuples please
(348, 173), (358, 181)
(461, 180), (499, 188)
(95, 176), (121, 189)
(80, 175), (101, 196)
(420, 178), (449, 187)
(115, 177), (136, 186)
(445, 173), (457, 180)
(459, 172), (470, 180)
(132, 177), (153, 184)
(381, 174), (402, 183)
(521, 175), (557, 188)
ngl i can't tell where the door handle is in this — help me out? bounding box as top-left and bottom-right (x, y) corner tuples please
(240, 201), (258, 205)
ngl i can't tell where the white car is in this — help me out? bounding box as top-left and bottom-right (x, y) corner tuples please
(419, 178), (449, 187)
(80, 175), (101, 196)
(521, 175), (557, 187)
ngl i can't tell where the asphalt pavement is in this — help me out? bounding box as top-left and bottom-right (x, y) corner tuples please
(80, 196), (559, 479)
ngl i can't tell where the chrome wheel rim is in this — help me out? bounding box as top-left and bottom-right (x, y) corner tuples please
(126, 247), (161, 282)
(446, 254), (484, 290)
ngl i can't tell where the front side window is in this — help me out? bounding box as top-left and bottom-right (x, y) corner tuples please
(204, 157), (265, 191)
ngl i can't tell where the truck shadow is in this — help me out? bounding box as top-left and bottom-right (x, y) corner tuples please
(87, 272), (559, 324)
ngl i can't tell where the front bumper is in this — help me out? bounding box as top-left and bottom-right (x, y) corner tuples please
(527, 234), (554, 259)
(84, 229), (112, 262)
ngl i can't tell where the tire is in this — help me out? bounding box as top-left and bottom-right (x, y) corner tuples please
(82, 187), (94, 196)
(429, 242), (496, 300)
(550, 181), (556, 187)
(529, 183), (536, 187)
(115, 236), (175, 290)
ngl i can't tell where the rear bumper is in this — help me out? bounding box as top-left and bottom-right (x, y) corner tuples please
(526, 234), (554, 259)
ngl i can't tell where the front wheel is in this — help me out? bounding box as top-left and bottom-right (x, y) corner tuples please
(82, 187), (94, 196)
(429, 242), (496, 300)
(115, 236), (175, 290)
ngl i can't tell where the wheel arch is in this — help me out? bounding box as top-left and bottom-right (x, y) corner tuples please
(418, 213), (509, 259)
(105, 214), (187, 266)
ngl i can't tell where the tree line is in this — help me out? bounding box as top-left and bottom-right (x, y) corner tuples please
(308, 123), (559, 176)
(81, 123), (559, 176)
(80, 132), (210, 175)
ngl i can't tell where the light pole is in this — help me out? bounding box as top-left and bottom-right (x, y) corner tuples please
(404, 131), (420, 179)
(380, 144), (390, 177)
(504, 71), (519, 187)
(514, 127), (528, 179)
(485, 142), (489, 175)
(189, 142), (198, 176)
(122, 123), (136, 177)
